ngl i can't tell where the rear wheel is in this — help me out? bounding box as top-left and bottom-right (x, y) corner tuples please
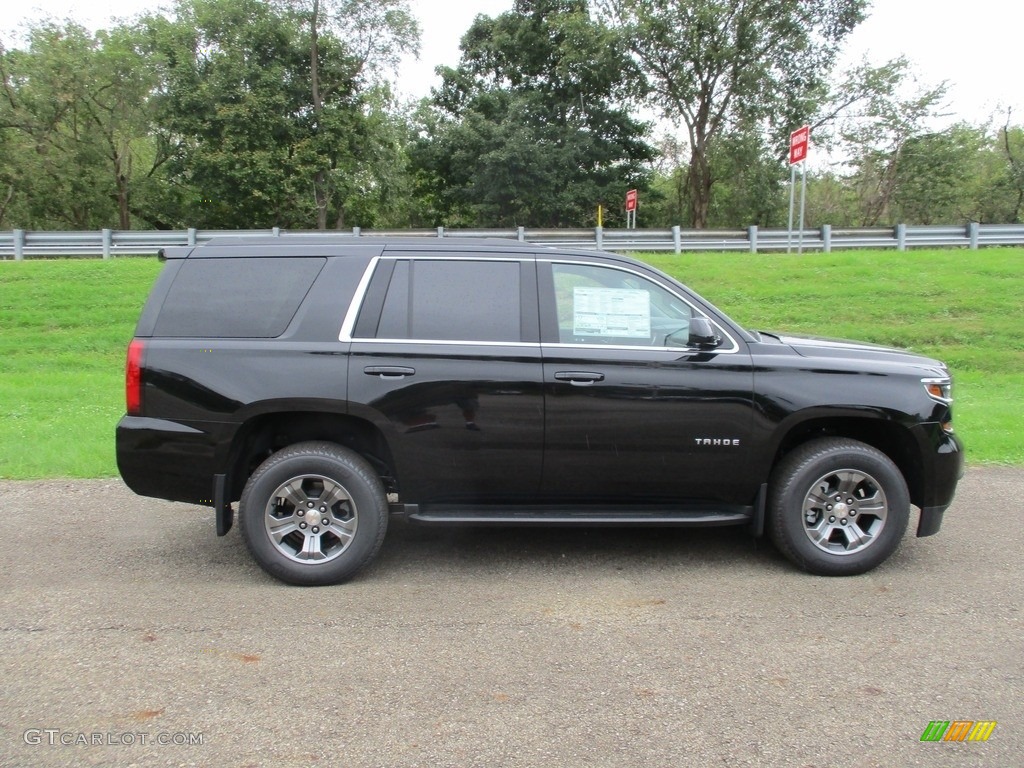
(239, 441), (388, 585)
(769, 438), (909, 576)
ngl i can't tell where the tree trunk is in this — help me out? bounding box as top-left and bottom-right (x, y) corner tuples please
(687, 146), (712, 229)
(315, 169), (328, 230)
(0, 184), (14, 227)
(310, 0), (329, 230)
(1002, 122), (1024, 223)
(114, 152), (131, 229)
(117, 176), (131, 229)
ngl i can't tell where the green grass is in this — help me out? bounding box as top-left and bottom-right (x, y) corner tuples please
(0, 248), (1021, 479)
(0, 258), (161, 478)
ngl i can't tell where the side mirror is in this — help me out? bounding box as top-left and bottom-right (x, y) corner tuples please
(687, 316), (722, 349)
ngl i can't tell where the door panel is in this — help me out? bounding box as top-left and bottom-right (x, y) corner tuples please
(541, 347), (754, 502)
(348, 255), (543, 504)
(349, 342), (544, 503)
(539, 261), (756, 504)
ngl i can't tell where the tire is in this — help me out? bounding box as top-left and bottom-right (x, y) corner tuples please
(239, 441), (388, 586)
(768, 438), (910, 576)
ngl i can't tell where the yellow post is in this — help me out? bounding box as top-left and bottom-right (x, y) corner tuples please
(597, 205), (603, 227)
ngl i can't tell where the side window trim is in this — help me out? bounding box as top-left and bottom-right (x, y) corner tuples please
(351, 258), (395, 339)
(520, 259), (541, 344)
(537, 259), (560, 345)
(339, 256), (380, 342)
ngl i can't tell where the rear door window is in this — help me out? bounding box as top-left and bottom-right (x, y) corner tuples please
(364, 259), (523, 343)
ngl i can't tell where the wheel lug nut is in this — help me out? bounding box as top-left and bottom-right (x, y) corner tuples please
(826, 504), (833, 511)
(320, 506), (326, 513)
(847, 498), (854, 504)
(322, 518), (329, 526)
(829, 516), (836, 523)
(841, 518), (848, 525)
(312, 526), (319, 533)
(297, 510), (305, 517)
(299, 522), (307, 529)
(307, 502), (315, 508)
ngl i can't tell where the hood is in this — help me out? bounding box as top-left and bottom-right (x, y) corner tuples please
(767, 332), (949, 375)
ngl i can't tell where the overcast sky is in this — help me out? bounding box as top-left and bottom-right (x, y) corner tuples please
(5, 0), (1022, 126)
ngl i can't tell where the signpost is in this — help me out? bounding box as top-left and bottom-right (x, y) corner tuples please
(787, 125), (810, 254)
(625, 188), (638, 229)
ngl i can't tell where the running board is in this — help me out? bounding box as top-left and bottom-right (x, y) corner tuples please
(405, 504), (752, 527)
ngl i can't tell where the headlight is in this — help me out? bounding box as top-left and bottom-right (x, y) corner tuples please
(922, 377), (952, 404)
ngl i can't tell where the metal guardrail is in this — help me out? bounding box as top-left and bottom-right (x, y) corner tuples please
(1, 222), (1022, 259)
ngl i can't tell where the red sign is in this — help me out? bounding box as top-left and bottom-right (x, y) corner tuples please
(625, 188), (638, 212)
(789, 125), (810, 165)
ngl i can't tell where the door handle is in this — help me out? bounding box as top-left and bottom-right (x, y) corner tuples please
(364, 365), (416, 379)
(554, 371), (604, 386)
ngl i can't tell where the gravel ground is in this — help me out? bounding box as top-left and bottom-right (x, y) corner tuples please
(0, 468), (1020, 767)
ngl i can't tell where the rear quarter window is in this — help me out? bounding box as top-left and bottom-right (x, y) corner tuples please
(153, 257), (325, 338)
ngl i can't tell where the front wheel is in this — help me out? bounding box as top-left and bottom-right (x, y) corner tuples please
(239, 441), (388, 585)
(769, 438), (910, 576)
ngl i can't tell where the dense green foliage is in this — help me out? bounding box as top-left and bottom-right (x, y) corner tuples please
(411, 0), (654, 227)
(602, 0), (866, 228)
(1, 250), (1020, 478)
(1, 0), (420, 230)
(0, 23), (160, 229)
(2, 0), (1024, 230)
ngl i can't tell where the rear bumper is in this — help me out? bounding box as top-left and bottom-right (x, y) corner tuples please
(116, 416), (218, 505)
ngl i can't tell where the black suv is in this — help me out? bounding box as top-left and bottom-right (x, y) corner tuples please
(117, 237), (963, 584)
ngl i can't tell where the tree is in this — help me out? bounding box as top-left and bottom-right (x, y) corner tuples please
(142, 0), (313, 227)
(142, 0), (419, 229)
(0, 22), (160, 229)
(704, 127), (787, 227)
(644, 126), (788, 227)
(801, 170), (860, 228)
(601, 0), (866, 228)
(640, 133), (688, 226)
(1, 25), (106, 229)
(892, 124), (987, 225)
(413, 0), (654, 227)
(278, 0), (418, 228)
(995, 117), (1024, 223)
(86, 25), (165, 229)
(835, 57), (948, 225)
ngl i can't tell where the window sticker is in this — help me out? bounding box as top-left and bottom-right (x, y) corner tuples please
(572, 287), (651, 337)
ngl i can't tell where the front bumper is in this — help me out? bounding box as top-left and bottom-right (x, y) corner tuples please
(914, 428), (964, 537)
(917, 506), (947, 537)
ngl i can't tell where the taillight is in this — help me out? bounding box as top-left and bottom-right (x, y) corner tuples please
(126, 339), (145, 415)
